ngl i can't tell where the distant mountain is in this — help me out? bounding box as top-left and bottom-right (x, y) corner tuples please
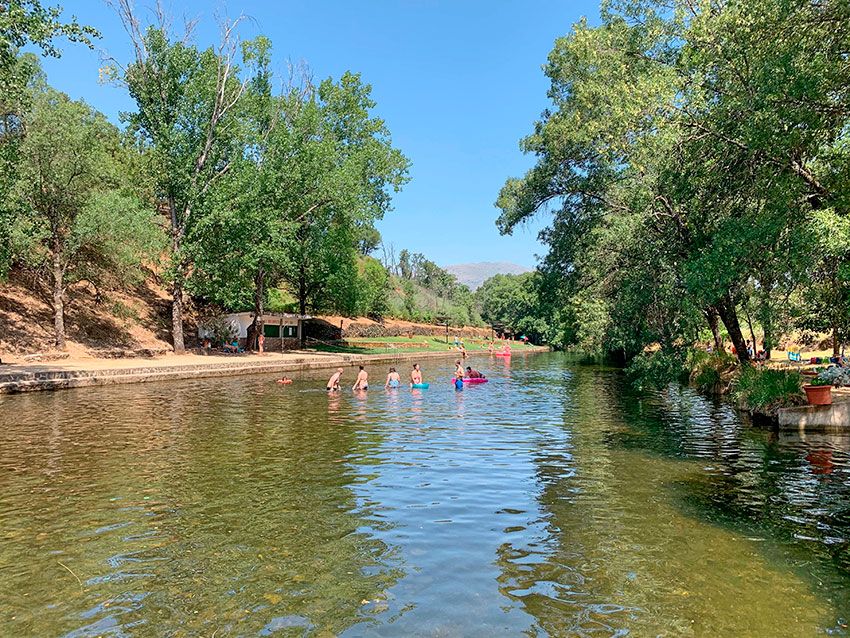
(445, 261), (531, 291)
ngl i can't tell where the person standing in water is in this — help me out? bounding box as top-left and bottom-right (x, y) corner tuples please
(326, 368), (343, 391)
(410, 363), (423, 387)
(453, 360), (464, 390)
(352, 365), (369, 391)
(385, 367), (401, 388)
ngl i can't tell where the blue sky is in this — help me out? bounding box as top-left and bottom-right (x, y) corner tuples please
(40, 1), (599, 269)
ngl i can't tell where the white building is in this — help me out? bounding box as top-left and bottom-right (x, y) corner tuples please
(198, 312), (309, 346)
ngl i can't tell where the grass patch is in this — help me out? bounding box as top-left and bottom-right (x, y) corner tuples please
(732, 366), (805, 416)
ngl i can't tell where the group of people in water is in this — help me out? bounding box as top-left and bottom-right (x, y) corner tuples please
(278, 361), (488, 391)
(323, 362), (440, 391)
(276, 342), (517, 390)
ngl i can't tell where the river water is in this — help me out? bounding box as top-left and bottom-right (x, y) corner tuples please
(2, 353), (850, 636)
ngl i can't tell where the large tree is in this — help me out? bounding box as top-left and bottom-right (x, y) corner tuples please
(9, 88), (161, 348)
(497, 0), (850, 367)
(109, 1), (250, 352)
(1, 2), (98, 276)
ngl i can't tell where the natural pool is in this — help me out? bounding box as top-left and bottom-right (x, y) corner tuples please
(2, 353), (850, 636)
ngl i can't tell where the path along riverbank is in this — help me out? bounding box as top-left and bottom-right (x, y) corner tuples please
(0, 346), (549, 394)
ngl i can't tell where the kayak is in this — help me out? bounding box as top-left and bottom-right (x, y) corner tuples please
(462, 378), (488, 384)
(411, 383), (430, 389)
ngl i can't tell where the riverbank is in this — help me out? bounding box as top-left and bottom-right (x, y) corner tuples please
(0, 346), (549, 394)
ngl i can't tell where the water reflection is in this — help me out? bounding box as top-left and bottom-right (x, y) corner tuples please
(3, 356), (850, 636)
(0, 380), (403, 637)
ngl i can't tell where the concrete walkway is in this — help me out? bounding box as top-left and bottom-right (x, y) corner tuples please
(0, 347), (549, 394)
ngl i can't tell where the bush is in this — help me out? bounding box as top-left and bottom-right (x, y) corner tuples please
(732, 366), (804, 416)
(626, 348), (689, 390)
(688, 350), (738, 394)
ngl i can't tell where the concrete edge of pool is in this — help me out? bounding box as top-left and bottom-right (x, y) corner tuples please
(0, 347), (550, 394)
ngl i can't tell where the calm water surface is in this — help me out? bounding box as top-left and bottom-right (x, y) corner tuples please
(2, 353), (850, 636)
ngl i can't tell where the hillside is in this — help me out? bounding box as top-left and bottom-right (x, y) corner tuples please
(445, 262), (531, 290)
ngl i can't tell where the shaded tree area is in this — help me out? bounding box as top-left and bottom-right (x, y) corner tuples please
(497, 0), (850, 375)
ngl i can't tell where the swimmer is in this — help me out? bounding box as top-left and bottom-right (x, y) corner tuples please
(352, 365), (368, 391)
(454, 360), (464, 380)
(276, 376), (293, 385)
(465, 366), (485, 379)
(326, 368), (343, 391)
(410, 363), (423, 387)
(385, 367), (401, 389)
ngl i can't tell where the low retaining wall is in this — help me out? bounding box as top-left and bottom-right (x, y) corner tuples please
(777, 401), (850, 432)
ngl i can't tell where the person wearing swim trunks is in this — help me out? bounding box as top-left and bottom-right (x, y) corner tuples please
(326, 368), (343, 391)
(385, 367), (401, 388)
(352, 365), (368, 391)
(454, 360), (464, 380)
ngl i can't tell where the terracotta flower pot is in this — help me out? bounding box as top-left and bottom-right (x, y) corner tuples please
(803, 384), (833, 406)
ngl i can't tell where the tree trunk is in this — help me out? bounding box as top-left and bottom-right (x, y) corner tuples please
(705, 306), (722, 351)
(246, 266), (265, 352)
(168, 196), (185, 354)
(51, 240), (66, 350)
(298, 263), (307, 317)
(833, 322), (840, 358)
(716, 295), (750, 364)
(763, 323), (772, 361)
(745, 309), (757, 355)
(171, 279), (185, 353)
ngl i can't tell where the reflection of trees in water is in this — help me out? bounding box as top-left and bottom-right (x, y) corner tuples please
(609, 378), (850, 611)
(0, 378), (404, 636)
(494, 365), (660, 636)
(495, 361), (837, 636)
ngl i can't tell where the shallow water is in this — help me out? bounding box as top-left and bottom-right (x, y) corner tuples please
(2, 353), (850, 636)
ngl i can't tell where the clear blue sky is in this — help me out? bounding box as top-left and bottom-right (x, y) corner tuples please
(40, 1), (600, 269)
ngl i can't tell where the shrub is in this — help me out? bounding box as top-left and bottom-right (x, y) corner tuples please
(688, 350), (738, 394)
(626, 348), (689, 390)
(815, 366), (850, 387)
(732, 366), (804, 416)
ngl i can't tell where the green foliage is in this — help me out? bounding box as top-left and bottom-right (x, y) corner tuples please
(386, 248), (480, 325)
(497, 0), (850, 366)
(7, 87), (163, 345)
(688, 350), (738, 395)
(625, 348), (689, 391)
(356, 257), (390, 318)
(733, 367), (805, 415)
(476, 272), (553, 343)
(0, 0), (99, 65)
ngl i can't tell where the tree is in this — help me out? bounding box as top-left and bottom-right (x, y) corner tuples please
(109, 1), (249, 352)
(476, 273), (552, 344)
(9, 88), (161, 348)
(0, 0), (98, 69)
(795, 210), (850, 356)
(356, 256), (390, 318)
(497, 0), (850, 370)
(273, 72), (409, 316)
(1, 3), (98, 276)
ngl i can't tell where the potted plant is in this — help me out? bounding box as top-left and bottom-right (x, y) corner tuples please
(803, 376), (833, 406)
